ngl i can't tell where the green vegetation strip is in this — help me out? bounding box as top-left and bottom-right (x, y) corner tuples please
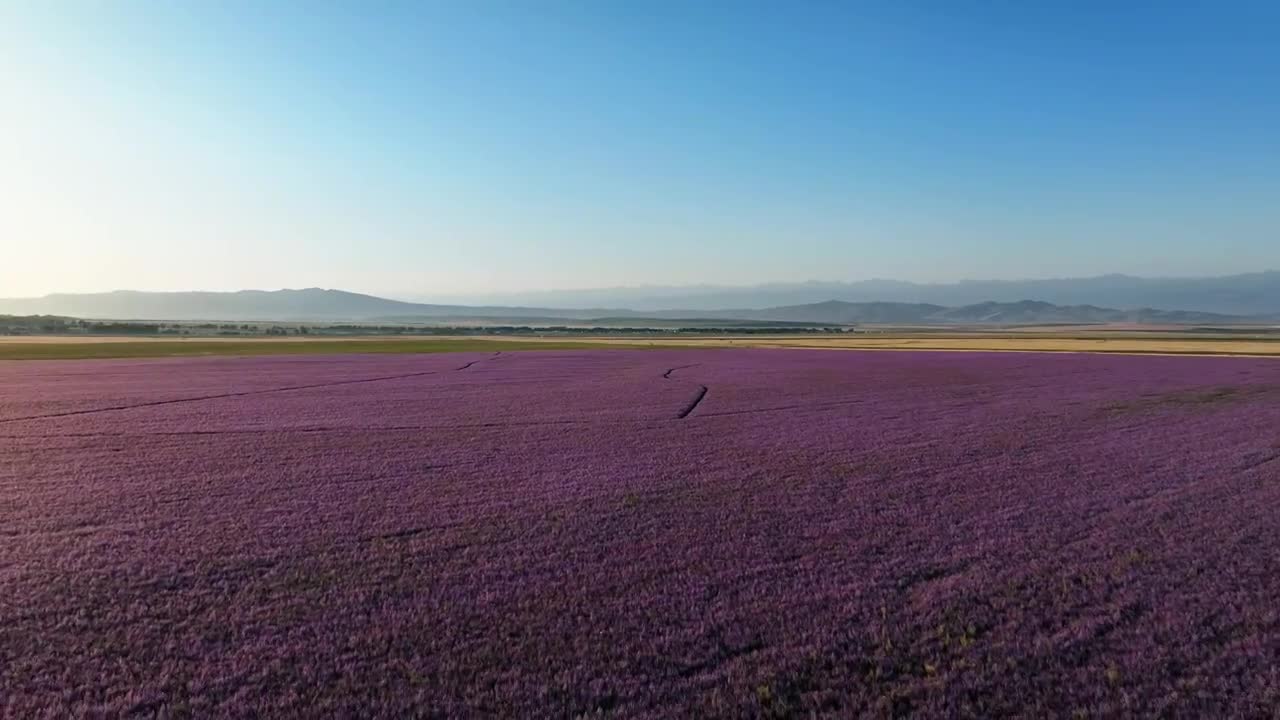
(0, 339), (677, 361)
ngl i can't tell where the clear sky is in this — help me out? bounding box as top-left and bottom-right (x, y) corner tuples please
(2, 2), (1277, 298)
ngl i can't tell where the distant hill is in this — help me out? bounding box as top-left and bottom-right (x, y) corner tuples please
(715, 300), (1257, 325)
(414, 271), (1280, 316)
(0, 288), (1272, 325)
(722, 301), (948, 324)
(925, 300), (1246, 325)
(0, 289), (619, 322)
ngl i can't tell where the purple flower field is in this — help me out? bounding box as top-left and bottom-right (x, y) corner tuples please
(4, 348), (1280, 717)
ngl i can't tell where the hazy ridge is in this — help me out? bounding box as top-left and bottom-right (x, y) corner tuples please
(410, 271), (1280, 316)
(3, 276), (1278, 325)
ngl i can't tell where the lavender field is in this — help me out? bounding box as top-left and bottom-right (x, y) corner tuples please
(4, 348), (1280, 717)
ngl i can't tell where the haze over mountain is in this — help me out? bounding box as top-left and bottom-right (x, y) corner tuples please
(2, 272), (1277, 325)
(8, 4), (1279, 316)
(0, 290), (616, 323)
(741, 300), (1248, 325)
(409, 271), (1280, 316)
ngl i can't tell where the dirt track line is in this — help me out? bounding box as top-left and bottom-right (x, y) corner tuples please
(2, 352), (515, 424)
(677, 386), (709, 419)
(767, 344), (1280, 358)
(456, 351), (505, 371)
(695, 397), (867, 418)
(0, 368), (453, 424)
(662, 363), (699, 379)
(0, 419), (594, 439)
(363, 520), (472, 543)
(1238, 452), (1280, 472)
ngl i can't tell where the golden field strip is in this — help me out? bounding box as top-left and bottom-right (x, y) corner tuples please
(503, 336), (1280, 357)
(3, 333), (1280, 359)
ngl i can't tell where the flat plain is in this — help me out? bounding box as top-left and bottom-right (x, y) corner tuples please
(4, 348), (1280, 717)
(0, 337), (666, 361)
(4, 330), (1280, 360)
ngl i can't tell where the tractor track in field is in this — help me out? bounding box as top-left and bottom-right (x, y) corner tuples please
(0, 354), (505, 425)
(662, 363), (708, 418)
(662, 363), (699, 379)
(0, 419), (591, 440)
(696, 397), (868, 418)
(455, 352), (502, 371)
(676, 386), (709, 419)
(364, 523), (464, 542)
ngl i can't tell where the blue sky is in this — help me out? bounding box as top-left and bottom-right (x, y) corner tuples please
(2, 2), (1277, 298)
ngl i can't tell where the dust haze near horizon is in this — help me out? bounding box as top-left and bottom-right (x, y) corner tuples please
(2, 3), (1278, 299)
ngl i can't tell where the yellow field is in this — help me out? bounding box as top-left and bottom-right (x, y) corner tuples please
(3, 333), (1280, 359)
(0, 335), (338, 344)
(391, 333), (1280, 353)
(697, 336), (1280, 356)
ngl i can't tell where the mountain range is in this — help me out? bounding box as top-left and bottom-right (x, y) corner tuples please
(722, 300), (1254, 325)
(409, 271), (1280, 316)
(0, 289), (606, 323)
(2, 281), (1277, 325)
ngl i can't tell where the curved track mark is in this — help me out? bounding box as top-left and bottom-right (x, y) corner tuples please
(676, 386), (709, 419)
(456, 351), (504, 371)
(662, 363), (699, 379)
